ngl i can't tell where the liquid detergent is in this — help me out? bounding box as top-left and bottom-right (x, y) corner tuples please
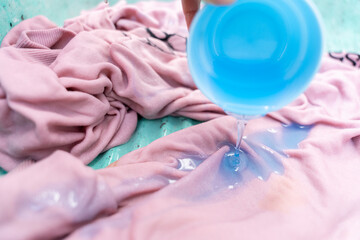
(186, 0), (323, 180)
(177, 124), (313, 189)
(188, 0), (323, 118)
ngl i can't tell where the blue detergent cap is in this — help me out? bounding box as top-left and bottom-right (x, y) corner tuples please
(187, 0), (324, 117)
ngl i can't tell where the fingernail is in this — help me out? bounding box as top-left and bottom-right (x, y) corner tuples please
(206, 0), (235, 5)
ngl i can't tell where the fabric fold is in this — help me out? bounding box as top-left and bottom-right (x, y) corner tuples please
(0, 1), (223, 171)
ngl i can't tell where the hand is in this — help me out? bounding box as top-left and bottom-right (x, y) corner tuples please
(181, 0), (235, 28)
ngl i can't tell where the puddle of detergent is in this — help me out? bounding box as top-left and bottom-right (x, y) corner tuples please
(177, 123), (312, 189)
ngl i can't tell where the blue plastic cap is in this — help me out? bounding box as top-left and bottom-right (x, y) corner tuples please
(187, 0), (324, 116)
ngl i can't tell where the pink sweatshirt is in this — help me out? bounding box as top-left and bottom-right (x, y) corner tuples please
(0, 1), (360, 239)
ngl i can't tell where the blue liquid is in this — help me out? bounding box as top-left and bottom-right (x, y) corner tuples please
(187, 0), (323, 116)
(177, 123), (312, 189)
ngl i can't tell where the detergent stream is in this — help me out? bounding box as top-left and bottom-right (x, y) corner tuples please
(235, 119), (246, 151)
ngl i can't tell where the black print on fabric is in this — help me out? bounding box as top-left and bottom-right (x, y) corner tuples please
(143, 28), (187, 55)
(121, 31), (129, 37)
(329, 52), (360, 68)
(144, 37), (173, 54)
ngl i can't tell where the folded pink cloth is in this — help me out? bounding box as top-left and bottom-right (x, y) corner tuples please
(0, 1), (224, 171)
(1, 1), (360, 240)
(1, 58), (360, 238)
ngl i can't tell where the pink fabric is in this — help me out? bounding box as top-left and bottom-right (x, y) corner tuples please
(1, 1), (360, 239)
(0, 1), (224, 171)
(1, 60), (360, 238)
